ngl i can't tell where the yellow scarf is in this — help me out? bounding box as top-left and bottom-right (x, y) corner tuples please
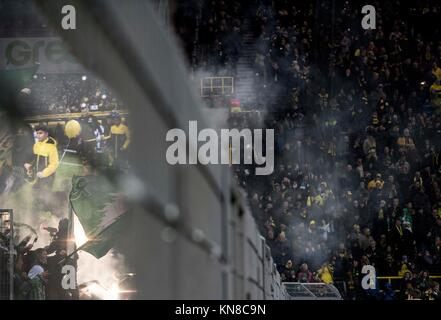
(396, 224), (403, 237)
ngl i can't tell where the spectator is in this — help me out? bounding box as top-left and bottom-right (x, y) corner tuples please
(316, 262), (334, 284)
(26, 248), (48, 300)
(297, 263), (314, 283)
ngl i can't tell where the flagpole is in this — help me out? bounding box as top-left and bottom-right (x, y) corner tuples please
(59, 138), (71, 164)
(67, 201), (80, 299)
(59, 202), (82, 265)
(58, 235), (85, 265)
(58, 210), (127, 265)
(67, 201), (75, 256)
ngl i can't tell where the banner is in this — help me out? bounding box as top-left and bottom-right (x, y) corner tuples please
(0, 37), (84, 73)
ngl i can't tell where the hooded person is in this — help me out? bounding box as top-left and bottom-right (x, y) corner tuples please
(23, 125), (65, 218)
(24, 124), (59, 187)
(306, 219), (319, 244)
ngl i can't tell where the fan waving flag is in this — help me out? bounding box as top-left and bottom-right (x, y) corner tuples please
(69, 174), (130, 259)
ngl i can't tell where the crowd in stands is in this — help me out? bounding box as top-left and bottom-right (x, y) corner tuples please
(175, 0), (246, 75)
(3, 0), (441, 301)
(175, 0), (441, 299)
(0, 0), (55, 37)
(0, 217), (78, 300)
(252, 0), (313, 107)
(197, 1), (244, 74)
(22, 75), (123, 116)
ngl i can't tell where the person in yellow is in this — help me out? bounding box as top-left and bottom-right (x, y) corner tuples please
(397, 128), (416, 153)
(24, 125), (59, 188)
(432, 62), (441, 82)
(398, 263), (410, 277)
(368, 173), (384, 190)
(317, 262), (334, 284)
(23, 125), (60, 218)
(106, 112), (130, 167)
(430, 79), (441, 110)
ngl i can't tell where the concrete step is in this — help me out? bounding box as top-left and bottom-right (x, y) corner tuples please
(236, 85), (255, 89)
(236, 63), (254, 67)
(236, 66), (254, 71)
(238, 53), (255, 58)
(235, 87), (256, 92)
(231, 15), (258, 104)
(236, 76), (256, 80)
(236, 89), (255, 92)
(237, 59), (254, 64)
(236, 73), (255, 79)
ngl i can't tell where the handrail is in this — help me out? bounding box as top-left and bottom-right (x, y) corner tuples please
(377, 276), (441, 280)
(24, 110), (130, 122)
(282, 282), (343, 300)
(200, 76), (234, 97)
(377, 275), (441, 286)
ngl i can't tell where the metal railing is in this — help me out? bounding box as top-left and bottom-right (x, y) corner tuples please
(283, 282), (343, 300)
(377, 275), (441, 282)
(377, 275), (441, 292)
(24, 110), (130, 124)
(200, 76), (234, 97)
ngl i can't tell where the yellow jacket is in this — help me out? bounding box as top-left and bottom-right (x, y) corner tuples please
(397, 136), (416, 149)
(398, 264), (409, 277)
(307, 195), (324, 207)
(109, 124), (131, 150)
(317, 265), (333, 284)
(33, 137), (59, 178)
(368, 179), (384, 190)
(433, 67), (441, 81)
(430, 83), (441, 107)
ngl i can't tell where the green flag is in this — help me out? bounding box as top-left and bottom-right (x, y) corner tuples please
(69, 175), (130, 258)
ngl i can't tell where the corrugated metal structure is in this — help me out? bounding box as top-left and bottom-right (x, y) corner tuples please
(32, 0), (289, 299)
(0, 209), (13, 300)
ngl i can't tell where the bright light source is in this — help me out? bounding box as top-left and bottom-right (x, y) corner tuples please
(33, 74), (38, 79)
(421, 81), (426, 85)
(74, 213), (88, 247)
(82, 75), (87, 81)
(101, 94), (107, 99)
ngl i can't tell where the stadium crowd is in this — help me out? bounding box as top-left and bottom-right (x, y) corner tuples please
(2, 0), (441, 301)
(175, 0), (441, 299)
(22, 75), (123, 116)
(175, 0), (245, 75)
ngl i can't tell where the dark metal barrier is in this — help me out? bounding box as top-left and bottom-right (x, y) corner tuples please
(0, 209), (13, 300)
